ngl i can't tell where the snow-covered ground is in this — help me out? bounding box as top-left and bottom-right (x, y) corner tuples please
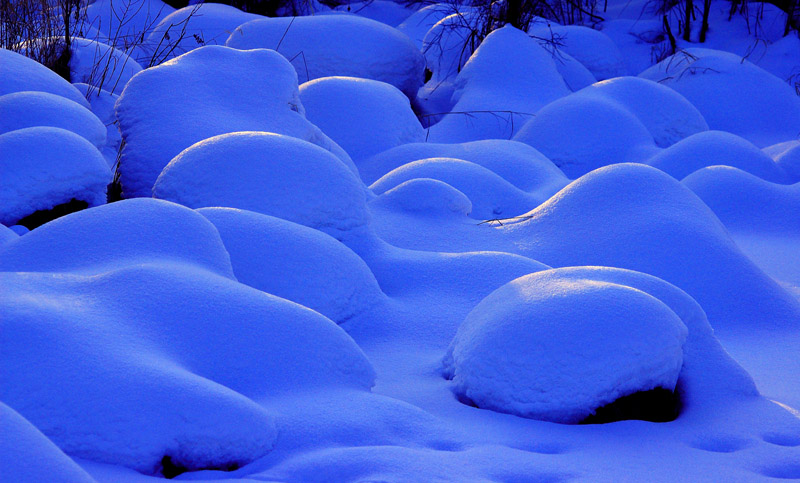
(2, 0), (800, 480)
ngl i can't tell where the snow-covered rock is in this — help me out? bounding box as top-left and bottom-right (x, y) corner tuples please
(0, 199), (375, 474)
(0, 91), (106, 148)
(0, 127), (109, 227)
(446, 268), (688, 423)
(199, 207), (385, 324)
(359, 139), (568, 191)
(646, 131), (790, 182)
(153, 132), (370, 239)
(115, 45), (354, 198)
(427, 26), (571, 143)
(529, 23), (628, 80)
(0, 48), (89, 108)
(299, 76), (424, 162)
(640, 48), (800, 148)
(514, 95), (659, 178)
(146, 3), (261, 61)
(226, 15), (425, 98)
(570, 76), (708, 147)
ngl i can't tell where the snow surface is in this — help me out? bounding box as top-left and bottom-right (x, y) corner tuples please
(529, 22), (629, 80)
(72, 84), (123, 166)
(153, 132), (370, 239)
(0, 48), (89, 108)
(226, 14), (425, 98)
(115, 45), (355, 198)
(299, 76), (425, 161)
(0, 127), (110, 226)
(66, 37), (142, 95)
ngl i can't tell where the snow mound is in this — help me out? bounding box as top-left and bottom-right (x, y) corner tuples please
(426, 26), (571, 143)
(514, 95), (659, 178)
(646, 131), (790, 183)
(640, 48), (800, 148)
(0, 198), (234, 277)
(0, 127), (109, 226)
(446, 267), (687, 423)
(67, 38), (142, 95)
(397, 3), (459, 48)
(0, 91), (106, 148)
(766, 141), (800, 183)
(115, 45), (354, 198)
(0, 199), (375, 474)
(153, 132), (369, 239)
(332, 0), (416, 26)
(370, 158), (544, 219)
(548, 50), (597, 91)
(146, 3), (261, 61)
(199, 207), (385, 324)
(0, 48), (89, 108)
(530, 23), (628, 80)
(0, 402), (95, 483)
(504, 163), (800, 330)
(226, 15), (424, 98)
(370, 178), (473, 218)
(571, 76), (708, 147)
(359, 139), (568, 191)
(683, 166), (800, 234)
(84, 0), (174, 48)
(0, 225), (17, 245)
(299, 76), (424, 161)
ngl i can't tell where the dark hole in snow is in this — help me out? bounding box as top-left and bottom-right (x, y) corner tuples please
(160, 455), (241, 479)
(580, 387), (681, 424)
(424, 68), (433, 83)
(15, 198), (89, 230)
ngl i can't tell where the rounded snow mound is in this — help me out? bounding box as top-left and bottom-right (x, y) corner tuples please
(116, 45), (355, 198)
(146, 3), (261, 61)
(299, 76), (424, 161)
(0, 198), (234, 277)
(514, 95), (659, 178)
(0, 402), (95, 483)
(426, 25), (571, 143)
(766, 141), (800, 183)
(67, 37), (142, 95)
(446, 268), (687, 423)
(0, 225), (18, 245)
(0, 91), (106, 148)
(331, 0), (415, 26)
(0, 127), (109, 227)
(646, 131), (790, 183)
(370, 178), (473, 217)
(199, 207), (385, 324)
(397, 3), (459, 49)
(640, 48), (800, 148)
(529, 23), (627, 80)
(73, 83), (122, 166)
(0, 48), (88, 108)
(359, 139), (568, 191)
(226, 15), (425, 98)
(683, 166), (800, 234)
(370, 158), (542, 219)
(571, 76), (708, 147)
(153, 132), (370, 239)
(1, 200), (375, 475)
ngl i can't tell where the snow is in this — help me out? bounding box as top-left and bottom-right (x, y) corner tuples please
(0, 91), (107, 148)
(0, 127), (110, 227)
(767, 140), (800, 183)
(640, 48), (800, 147)
(66, 38), (142, 95)
(299, 76), (425, 161)
(225, 14), (425, 98)
(397, 3), (460, 49)
(0, 199), (375, 474)
(425, 26), (572, 143)
(514, 95), (659, 178)
(153, 132), (370, 239)
(0, 48), (89, 108)
(84, 0), (175, 50)
(0, 402), (95, 483)
(72, 84), (123, 166)
(445, 268), (687, 423)
(115, 45), (354, 198)
(332, 0), (416, 27)
(646, 130), (791, 182)
(359, 139), (568, 190)
(145, 3), (262, 61)
(370, 178), (474, 218)
(529, 22), (629, 80)
(199, 207), (386, 324)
